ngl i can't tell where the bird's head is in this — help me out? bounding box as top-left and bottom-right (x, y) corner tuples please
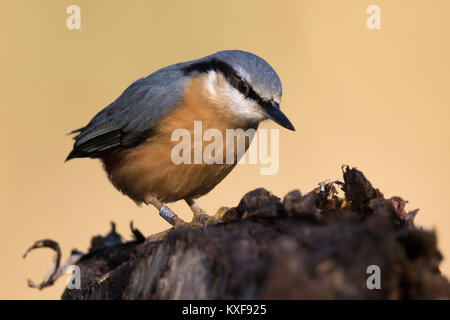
(182, 50), (295, 131)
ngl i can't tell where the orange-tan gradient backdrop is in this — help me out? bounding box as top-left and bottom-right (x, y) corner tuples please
(1, 0), (449, 299)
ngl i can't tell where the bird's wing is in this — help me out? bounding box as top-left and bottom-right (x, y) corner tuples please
(66, 66), (189, 160)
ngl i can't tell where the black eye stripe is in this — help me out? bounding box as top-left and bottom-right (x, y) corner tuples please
(183, 58), (274, 108)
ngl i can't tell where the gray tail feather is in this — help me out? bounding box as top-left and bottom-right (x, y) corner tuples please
(65, 127), (85, 161)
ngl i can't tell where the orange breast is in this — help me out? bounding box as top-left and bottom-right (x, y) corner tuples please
(102, 74), (257, 204)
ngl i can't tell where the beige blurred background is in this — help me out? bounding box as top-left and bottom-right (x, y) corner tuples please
(1, 0), (449, 299)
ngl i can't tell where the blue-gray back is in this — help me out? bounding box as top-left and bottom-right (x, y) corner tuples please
(66, 50), (280, 160)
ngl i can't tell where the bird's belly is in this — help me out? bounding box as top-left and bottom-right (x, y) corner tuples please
(103, 135), (238, 203)
(101, 74), (257, 204)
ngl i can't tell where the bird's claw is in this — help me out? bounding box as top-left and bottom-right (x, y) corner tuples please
(191, 213), (221, 227)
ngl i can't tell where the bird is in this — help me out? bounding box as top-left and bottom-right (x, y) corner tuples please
(66, 50), (295, 228)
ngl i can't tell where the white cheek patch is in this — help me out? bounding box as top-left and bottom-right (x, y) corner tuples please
(203, 71), (266, 122)
(205, 70), (218, 96)
(222, 83), (266, 122)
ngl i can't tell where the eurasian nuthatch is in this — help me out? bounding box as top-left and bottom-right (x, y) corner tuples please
(66, 50), (295, 228)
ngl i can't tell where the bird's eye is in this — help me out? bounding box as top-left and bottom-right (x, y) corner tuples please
(237, 80), (249, 96)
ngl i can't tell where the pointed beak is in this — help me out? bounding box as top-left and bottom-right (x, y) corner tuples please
(264, 102), (296, 131)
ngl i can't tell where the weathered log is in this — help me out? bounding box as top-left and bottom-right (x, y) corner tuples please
(26, 167), (450, 299)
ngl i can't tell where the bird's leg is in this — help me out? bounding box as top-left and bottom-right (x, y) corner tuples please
(145, 195), (186, 229)
(186, 198), (206, 216)
(185, 198), (221, 227)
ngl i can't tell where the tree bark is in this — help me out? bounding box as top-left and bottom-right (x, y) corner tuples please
(29, 167), (450, 299)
